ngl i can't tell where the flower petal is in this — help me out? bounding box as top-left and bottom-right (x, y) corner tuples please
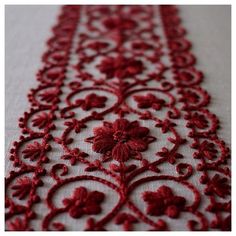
(113, 119), (130, 131)
(112, 143), (130, 162)
(157, 185), (174, 198)
(147, 203), (164, 216)
(93, 137), (115, 153)
(127, 139), (147, 151)
(69, 206), (84, 218)
(165, 205), (179, 218)
(84, 204), (101, 215)
(143, 191), (158, 202)
(93, 126), (113, 137)
(73, 187), (88, 200)
(87, 191), (105, 203)
(128, 126), (149, 138)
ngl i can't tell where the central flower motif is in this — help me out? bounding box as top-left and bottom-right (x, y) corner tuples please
(103, 17), (137, 30)
(86, 118), (155, 162)
(97, 56), (144, 79)
(113, 130), (129, 142)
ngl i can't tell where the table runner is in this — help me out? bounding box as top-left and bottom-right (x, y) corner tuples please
(5, 5), (231, 231)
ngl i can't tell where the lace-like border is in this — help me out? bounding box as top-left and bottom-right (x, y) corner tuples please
(5, 5), (231, 231)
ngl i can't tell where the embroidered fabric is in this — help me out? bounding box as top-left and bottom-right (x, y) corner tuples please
(5, 5), (231, 231)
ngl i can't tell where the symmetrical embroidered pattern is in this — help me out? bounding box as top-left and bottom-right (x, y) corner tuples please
(5, 6), (231, 231)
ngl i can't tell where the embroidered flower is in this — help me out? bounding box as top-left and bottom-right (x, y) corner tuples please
(187, 112), (208, 129)
(156, 147), (183, 164)
(115, 212), (138, 231)
(86, 118), (155, 162)
(64, 119), (87, 133)
(7, 218), (31, 231)
(22, 141), (49, 161)
(87, 41), (109, 51)
(103, 17), (137, 30)
(63, 187), (105, 219)
(32, 112), (53, 129)
(175, 68), (203, 86)
(194, 140), (217, 160)
(179, 90), (200, 104)
(134, 93), (166, 110)
(205, 174), (230, 198)
(75, 93), (107, 111)
(62, 149), (88, 166)
(11, 177), (32, 200)
(98, 56), (144, 79)
(206, 200), (231, 213)
(132, 41), (154, 50)
(143, 185), (186, 218)
(155, 119), (176, 133)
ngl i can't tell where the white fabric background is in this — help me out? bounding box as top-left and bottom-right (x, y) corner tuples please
(5, 5), (231, 231)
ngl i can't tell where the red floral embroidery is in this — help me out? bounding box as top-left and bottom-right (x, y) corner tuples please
(98, 56), (144, 79)
(64, 119), (87, 133)
(86, 118), (155, 162)
(103, 17), (137, 30)
(32, 112), (53, 129)
(63, 187), (105, 218)
(5, 5), (231, 231)
(211, 215), (231, 231)
(22, 141), (50, 161)
(155, 119), (176, 133)
(39, 89), (60, 103)
(157, 147), (183, 164)
(204, 174), (230, 198)
(87, 41), (109, 51)
(193, 140), (217, 160)
(179, 89), (200, 104)
(115, 213), (138, 231)
(134, 93), (166, 110)
(11, 177), (32, 200)
(75, 93), (107, 111)
(132, 41), (154, 50)
(187, 112), (208, 129)
(7, 218), (32, 231)
(143, 185), (186, 218)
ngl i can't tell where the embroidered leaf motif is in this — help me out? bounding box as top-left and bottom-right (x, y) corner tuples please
(11, 177), (32, 200)
(22, 141), (45, 161)
(32, 112), (52, 129)
(7, 218), (31, 231)
(39, 89), (59, 103)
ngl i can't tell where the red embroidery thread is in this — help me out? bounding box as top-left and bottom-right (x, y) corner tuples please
(5, 5), (231, 231)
